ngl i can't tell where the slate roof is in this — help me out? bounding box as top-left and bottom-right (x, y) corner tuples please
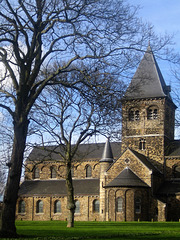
(27, 142), (121, 162)
(18, 179), (99, 197)
(123, 45), (172, 101)
(105, 167), (149, 188)
(158, 180), (180, 196)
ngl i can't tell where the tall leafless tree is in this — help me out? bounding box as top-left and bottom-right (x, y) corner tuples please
(0, 0), (174, 236)
(0, 113), (12, 200)
(31, 68), (124, 227)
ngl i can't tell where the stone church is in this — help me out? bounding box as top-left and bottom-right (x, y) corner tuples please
(16, 46), (180, 222)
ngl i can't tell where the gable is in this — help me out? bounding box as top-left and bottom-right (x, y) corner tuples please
(105, 167), (149, 188)
(106, 148), (159, 187)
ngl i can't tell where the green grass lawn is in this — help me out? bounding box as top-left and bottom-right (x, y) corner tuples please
(8, 221), (180, 240)
(0, 221), (180, 240)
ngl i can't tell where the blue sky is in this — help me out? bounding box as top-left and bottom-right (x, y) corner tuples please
(128, 0), (180, 93)
(131, 0), (180, 45)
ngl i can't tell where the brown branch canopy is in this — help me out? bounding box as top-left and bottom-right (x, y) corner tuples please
(0, 0), (173, 121)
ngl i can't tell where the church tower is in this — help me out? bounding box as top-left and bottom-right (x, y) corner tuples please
(121, 45), (176, 171)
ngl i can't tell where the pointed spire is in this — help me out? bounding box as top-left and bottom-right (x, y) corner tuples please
(146, 43), (152, 54)
(100, 138), (114, 163)
(123, 45), (172, 101)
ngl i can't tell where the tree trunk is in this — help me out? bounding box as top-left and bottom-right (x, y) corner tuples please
(67, 206), (74, 228)
(0, 119), (29, 237)
(66, 160), (75, 228)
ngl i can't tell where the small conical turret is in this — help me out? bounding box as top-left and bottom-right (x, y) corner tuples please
(99, 138), (113, 221)
(100, 138), (113, 163)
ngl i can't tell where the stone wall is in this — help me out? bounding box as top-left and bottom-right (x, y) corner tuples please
(16, 195), (100, 221)
(106, 187), (151, 221)
(121, 98), (175, 170)
(25, 160), (100, 180)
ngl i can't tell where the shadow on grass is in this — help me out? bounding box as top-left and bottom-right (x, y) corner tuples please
(3, 232), (179, 240)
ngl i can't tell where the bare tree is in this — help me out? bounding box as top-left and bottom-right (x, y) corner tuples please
(169, 66), (180, 138)
(0, 162), (6, 202)
(0, 165), (7, 203)
(0, 0), (173, 236)
(31, 68), (124, 227)
(0, 113), (12, 200)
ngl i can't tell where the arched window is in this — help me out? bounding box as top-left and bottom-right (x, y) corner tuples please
(135, 110), (140, 121)
(147, 106), (158, 120)
(50, 167), (56, 178)
(34, 167), (40, 179)
(116, 197), (123, 212)
(36, 200), (43, 213)
(54, 200), (61, 213)
(139, 139), (146, 150)
(75, 200), (80, 213)
(86, 165), (92, 178)
(93, 199), (99, 213)
(18, 200), (25, 213)
(129, 110), (134, 121)
(135, 198), (141, 214)
(129, 108), (140, 121)
(154, 109), (158, 119)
